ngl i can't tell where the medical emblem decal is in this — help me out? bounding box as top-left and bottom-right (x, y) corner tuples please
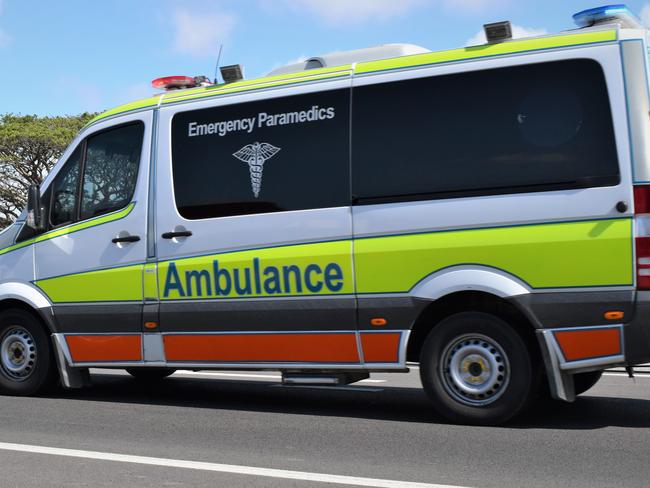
(232, 142), (281, 198)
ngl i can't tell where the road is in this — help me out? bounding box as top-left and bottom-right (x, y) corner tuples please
(0, 366), (648, 488)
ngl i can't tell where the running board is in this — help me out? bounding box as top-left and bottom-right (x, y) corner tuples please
(281, 372), (370, 386)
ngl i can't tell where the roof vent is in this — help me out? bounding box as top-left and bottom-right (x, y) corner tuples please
(305, 58), (325, 70)
(483, 21), (513, 43)
(220, 64), (244, 84)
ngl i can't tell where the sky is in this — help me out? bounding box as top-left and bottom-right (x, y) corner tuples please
(2, 0), (650, 116)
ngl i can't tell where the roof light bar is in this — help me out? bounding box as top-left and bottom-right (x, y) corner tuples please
(151, 75), (213, 91)
(573, 4), (644, 29)
(152, 76), (197, 90)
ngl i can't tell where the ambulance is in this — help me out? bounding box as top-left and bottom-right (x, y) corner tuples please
(1, 4), (649, 424)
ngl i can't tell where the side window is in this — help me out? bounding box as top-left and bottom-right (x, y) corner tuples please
(352, 59), (620, 203)
(171, 89), (350, 219)
(80, 124), (143, 220)
(50, 145), (82, 227)
(48, 122), (143, 228)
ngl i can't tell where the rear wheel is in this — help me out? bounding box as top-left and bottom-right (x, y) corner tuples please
(420, 311), (540, 425)
(126, 368), (175, 381)
(0, 309), (57, 396)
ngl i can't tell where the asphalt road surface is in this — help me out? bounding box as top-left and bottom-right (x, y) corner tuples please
(0, 366), (649, 488)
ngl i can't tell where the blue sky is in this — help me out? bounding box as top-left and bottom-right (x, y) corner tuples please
(1, 0), (650, 116)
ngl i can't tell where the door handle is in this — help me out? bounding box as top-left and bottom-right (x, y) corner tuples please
(112, 235), (141, 244)
(161, 230), (193, 239)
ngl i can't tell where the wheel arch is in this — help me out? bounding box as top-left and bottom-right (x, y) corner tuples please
(407, 290), (540, 364)
(0, 282), (55, 333)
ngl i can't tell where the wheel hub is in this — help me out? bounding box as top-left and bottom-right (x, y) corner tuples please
(1, 327), (37, 381)
(441, 334), (510, 406)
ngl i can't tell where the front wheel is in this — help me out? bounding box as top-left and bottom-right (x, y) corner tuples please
(0, 309), (57, 396)
(420, 311), (540, 425)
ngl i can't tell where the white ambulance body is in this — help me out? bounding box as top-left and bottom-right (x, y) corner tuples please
(1, 5), (649, 424)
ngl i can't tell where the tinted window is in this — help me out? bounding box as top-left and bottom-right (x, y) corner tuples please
(352, 59), (620, 203)
(171, 90), (350, 219)
(50, 146), (82, 226)
(80, 123), (143, 220)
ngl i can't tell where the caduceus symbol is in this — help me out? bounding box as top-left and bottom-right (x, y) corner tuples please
(232, 142), (281, 198)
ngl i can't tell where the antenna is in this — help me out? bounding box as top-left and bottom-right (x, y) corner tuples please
(214, 44), (224, 84)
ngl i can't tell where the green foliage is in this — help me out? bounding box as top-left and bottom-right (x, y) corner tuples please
(0, 113), (95, 228)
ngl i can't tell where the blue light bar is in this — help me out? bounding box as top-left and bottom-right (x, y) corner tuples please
(573, 4), (643, 29)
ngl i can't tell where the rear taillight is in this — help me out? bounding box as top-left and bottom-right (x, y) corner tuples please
(634, 185), (650, 289)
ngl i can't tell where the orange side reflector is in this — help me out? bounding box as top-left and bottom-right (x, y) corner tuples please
(66, 335), (142, 362)
(604, 311), (624, 321)
(144, 322), (158, 329)
(370, 318), (387, 327)
(554, 328), (621, 362)
(360, 332), (401, 363)
(164, 333), (360, 363)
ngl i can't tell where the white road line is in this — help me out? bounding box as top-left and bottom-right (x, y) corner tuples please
(0, 442), (469, 488)
(603, 372), (650, 378)
(172, 371), (386, 383)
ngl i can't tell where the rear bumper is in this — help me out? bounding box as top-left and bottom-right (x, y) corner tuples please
(623, 291), (650, 365)
(512, 290), (650, 401)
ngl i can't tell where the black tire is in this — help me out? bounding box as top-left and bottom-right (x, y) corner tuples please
(126, 368), (175, 381)
(573, 370), (603, 396)
(0, 309), (57, 396)
(420, 311), (541, 425)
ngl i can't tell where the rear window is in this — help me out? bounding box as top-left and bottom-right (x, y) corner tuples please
(352, 59), (620, 203)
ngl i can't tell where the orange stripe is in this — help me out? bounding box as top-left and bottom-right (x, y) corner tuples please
(360, 332), (401, 363)
(164, 333), (360, 363)
(554, 328), (621, 362)
(66, 335), (142, 362)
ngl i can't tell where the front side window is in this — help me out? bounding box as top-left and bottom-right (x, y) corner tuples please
(48, 122), (143, 228)
(50, 146), (82, 227)
(80, 124), (143, 220)
(171, 89), (350, 220)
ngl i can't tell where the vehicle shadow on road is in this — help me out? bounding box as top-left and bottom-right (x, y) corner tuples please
(47, 373), (650, 430)
(513, 395), (650, 430)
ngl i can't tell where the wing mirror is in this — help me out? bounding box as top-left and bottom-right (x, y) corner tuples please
(26, 184), (44, 231)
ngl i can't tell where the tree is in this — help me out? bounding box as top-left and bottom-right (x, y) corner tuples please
(0, 113), (95, 228)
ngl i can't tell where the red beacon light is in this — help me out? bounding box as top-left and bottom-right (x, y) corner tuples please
(151, 75), (212, 91)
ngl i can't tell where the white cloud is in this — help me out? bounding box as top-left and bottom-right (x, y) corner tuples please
(171, 8), (236, 58)
(443, 0), (508, 14)
(465, 24), (548, 46)
(641, 3), (650, 27)
(284, 0), (425, 25)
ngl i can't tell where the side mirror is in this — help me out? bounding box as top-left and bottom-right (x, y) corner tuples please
(26, 184), (44, 231)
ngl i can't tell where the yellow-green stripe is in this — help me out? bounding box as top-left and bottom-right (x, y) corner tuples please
(35, 264), (144, 303)
(0, 203), (135, 257)
(354, 218), (633, 292)
(355, 30), (617, 74)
